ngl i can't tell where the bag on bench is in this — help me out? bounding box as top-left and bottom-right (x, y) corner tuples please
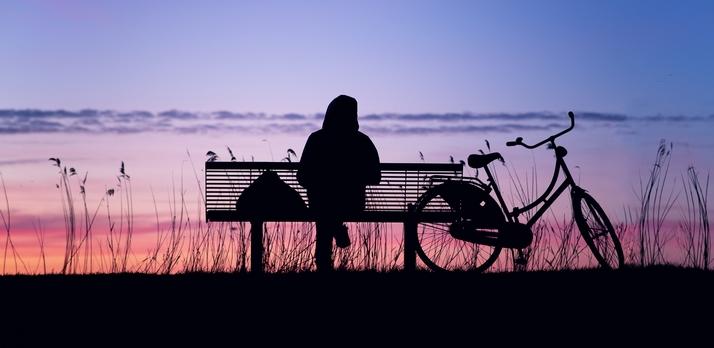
(235, 170), (307, 217)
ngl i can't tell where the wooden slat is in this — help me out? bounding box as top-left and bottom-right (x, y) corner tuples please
(206, 161), (462, 171)
(205, 161), (463, 222)
(206, 210), (457, 223)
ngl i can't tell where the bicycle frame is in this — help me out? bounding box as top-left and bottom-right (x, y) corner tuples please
(482, 140), (577, 228)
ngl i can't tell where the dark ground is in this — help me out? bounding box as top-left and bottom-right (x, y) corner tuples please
(1, 266), (712, 345)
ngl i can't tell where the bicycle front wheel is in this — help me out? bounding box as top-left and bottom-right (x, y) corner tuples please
(572, 188), (624, 269)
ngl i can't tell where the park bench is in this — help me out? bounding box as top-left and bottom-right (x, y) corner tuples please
(205, 161), (463, 272)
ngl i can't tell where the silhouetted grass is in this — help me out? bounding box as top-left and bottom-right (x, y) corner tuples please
(1, 173), (25, 274)
(1, 140), (711, 274)
(636, 140), (679, 266)
(680, 166), (710, 269)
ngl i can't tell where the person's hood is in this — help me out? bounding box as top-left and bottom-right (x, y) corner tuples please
(322, 95), (358, 132)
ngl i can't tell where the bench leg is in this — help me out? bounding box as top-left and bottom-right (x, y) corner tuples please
(404, 204), (417, 272)
(250, 220), (264, 274)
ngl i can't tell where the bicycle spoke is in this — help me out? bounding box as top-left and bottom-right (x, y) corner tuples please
(576, 193), (622, 269)
(416, 184), (502, 271)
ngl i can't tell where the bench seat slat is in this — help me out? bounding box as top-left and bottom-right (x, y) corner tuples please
(206, 161), (461, 171)
(207, 210), (457, 223)
(206, 161), (463, 222)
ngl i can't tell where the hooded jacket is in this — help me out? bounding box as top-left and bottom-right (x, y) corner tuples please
(297, 95), (381, 214)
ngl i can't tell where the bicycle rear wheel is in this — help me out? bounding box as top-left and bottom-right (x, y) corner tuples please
(414, 181), (503, 272)
(572, 188), (624, 269)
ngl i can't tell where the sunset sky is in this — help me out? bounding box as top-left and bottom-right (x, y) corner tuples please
(0, 0), (712, 272)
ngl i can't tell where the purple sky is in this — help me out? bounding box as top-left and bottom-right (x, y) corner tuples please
(1, 0), (713, 115)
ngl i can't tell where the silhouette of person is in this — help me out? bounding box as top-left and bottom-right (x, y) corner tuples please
(298, 95), (381, 272)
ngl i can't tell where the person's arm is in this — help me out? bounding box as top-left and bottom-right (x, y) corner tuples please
(297, 134), (316, 189)
(363, 136), (381, 185)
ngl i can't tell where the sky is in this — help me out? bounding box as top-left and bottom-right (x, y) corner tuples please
(2, 0), (713, 115)
(0, 0), (712, 273)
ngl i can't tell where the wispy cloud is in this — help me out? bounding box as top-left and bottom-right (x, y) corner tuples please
(362, 123), (568, 135)
(361, 112), (627, 122)
(0, 109), (709, 135)
(0, 158), (54, 166)
(640, 114), (714, 122)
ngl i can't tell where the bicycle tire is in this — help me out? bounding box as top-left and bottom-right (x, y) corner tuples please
(571, 188), (625, 269)
(414, 181), (503, 272)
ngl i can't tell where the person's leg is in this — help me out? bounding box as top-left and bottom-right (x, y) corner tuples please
(334, 221), (350, 249)
(315, 220), (334, 272)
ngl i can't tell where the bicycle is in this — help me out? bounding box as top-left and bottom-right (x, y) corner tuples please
(413, 112), (625, 271)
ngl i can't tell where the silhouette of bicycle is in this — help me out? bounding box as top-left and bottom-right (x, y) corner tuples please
(413, 112), (625, 271)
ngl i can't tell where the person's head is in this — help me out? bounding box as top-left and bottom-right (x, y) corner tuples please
(322, 95), (358, 132)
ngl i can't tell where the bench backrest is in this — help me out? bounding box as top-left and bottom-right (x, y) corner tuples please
(205, 161), (463, 222)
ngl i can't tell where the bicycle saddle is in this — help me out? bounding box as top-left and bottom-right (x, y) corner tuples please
(467, 152), (503, 169)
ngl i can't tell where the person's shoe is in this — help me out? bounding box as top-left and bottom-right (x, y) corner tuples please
(334, 224), (351, 248)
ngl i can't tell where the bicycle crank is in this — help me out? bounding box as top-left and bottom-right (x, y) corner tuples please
(449, 221), (533, 249)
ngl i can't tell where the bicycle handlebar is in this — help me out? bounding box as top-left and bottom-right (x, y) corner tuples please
(506, 111), (575, 149)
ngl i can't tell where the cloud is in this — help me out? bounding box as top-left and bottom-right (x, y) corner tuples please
(158, 110), (198, 119)
(0, 109), (103, 118)
(361, 112), (627, 122)
(117, 111), (153, 119)
(640, 115), (713, 122)
(577, 112), (627, 122)
(281, 113), (307, 120)
(0, 109), (709, 135)
(212, 111), (251, 119)
(362, 112), (562, 121)
(0, 158), (54, 166)
(362, 123), (567, 135)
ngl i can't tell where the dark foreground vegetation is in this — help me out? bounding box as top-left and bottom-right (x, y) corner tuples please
(1, 266), (713, 344)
